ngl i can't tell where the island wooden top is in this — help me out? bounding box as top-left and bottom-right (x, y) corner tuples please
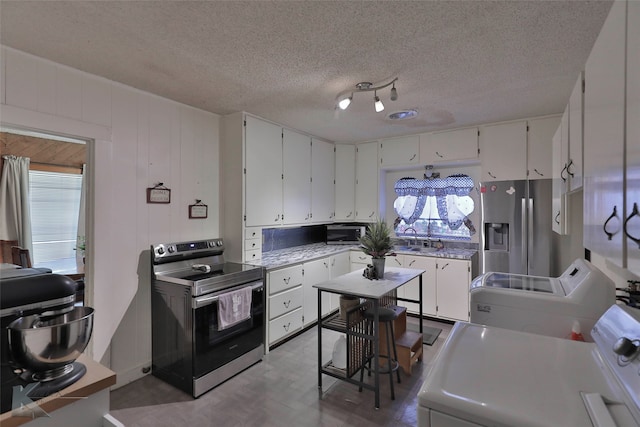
(313, 267), (425, 299)
(0, 354), (116, 427)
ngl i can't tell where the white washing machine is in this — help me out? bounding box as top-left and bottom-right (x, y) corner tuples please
(469, 258), (615, 340)
(418, 304), (640, 427)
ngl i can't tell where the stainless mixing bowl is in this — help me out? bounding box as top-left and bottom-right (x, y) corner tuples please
(7, 306), (94, 379)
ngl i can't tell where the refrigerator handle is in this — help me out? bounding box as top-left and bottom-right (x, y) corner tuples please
(521, 197), (527, 272)
(528, 198), (534, 273)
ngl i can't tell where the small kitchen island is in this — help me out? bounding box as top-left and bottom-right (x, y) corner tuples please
(314, 267), (425, 409)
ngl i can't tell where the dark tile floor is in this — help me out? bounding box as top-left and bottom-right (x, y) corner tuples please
(110, 317), (453, 427)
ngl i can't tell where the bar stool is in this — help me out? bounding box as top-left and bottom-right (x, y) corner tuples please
(359, 306), (401, 400)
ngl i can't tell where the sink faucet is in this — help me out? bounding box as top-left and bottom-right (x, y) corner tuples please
(405, 227), (418, 246)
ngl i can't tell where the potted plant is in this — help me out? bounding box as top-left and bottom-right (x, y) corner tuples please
(358, 218), (395, 279)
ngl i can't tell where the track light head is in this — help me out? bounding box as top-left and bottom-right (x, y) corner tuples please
(390, 83), (398, 101)
(338, 94), (352, 110)
(374, 91), (384, 113)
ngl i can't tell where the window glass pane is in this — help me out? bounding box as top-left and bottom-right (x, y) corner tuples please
(29, 171), (82, 264)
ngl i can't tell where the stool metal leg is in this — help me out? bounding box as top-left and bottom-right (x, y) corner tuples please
(385, 322), (395, 400)
(389, 318), (401, 384)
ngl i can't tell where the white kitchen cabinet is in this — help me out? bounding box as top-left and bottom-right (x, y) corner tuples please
(283, 128), (312, 224)
(311, 138), (335, 223)
(479, 121), (527, 181)
(355, 141), (379, 222)
(583, 0), (626, 267)
(267, 264), (304, 346)
(527, 116), (559, 180)
(244, 227), (262, 262)
(334, 144), (356, 221)
(302, 258), (331, 326)
(435, 258), (471, 322)
(568, 72), (584, 192)
(420, 127), (479, 164)
(626, 0), (640, 277)
(379, 135), (419, 168)
(350, 250), (372, 271)
(551, 116), (569, 235)
(329, 251), (351, 311)
(392, 255), (437, 317)
(245, 115), (283, 227)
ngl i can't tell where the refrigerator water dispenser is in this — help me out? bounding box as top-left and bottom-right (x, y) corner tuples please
(485, 223), (508, 251)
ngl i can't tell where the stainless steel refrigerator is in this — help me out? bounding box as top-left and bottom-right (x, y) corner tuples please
(480, 179), (554, 276)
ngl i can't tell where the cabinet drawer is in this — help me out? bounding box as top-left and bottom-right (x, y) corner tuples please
(268, 265), (303, 294)
(244, 249), (262, 262)
(269, 286), (303, 320)
(350, 252), (372, 264)
(269, 308), (303, 344)
(244, 228), (262, 240)
(245, 238), (262, 252)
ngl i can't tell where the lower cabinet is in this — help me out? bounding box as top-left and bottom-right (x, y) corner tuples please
(302, 258), (331, 327)
(350, 250), (372, 271)
(267, 264), (303, 346)
(329, 252), (351, 311)
(392, 254), (472, 322)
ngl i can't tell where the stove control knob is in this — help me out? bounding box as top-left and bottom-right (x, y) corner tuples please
(157, 247), (165, 255)
(209, 241), (216, 248)
(613, 337), (639, 358)
(167, 245), (175, 253)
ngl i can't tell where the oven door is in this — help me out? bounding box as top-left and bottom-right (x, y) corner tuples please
(192, 280), (264, 379)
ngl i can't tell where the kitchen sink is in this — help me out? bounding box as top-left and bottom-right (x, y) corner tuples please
(394, 246), (439, 253)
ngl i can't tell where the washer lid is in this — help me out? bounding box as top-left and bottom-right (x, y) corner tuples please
(475, 272), (563, 294)
(418, 322), (629, 427)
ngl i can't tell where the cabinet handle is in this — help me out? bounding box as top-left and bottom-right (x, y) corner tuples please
(394, 258), (402, 266)
(555, 211), (561, 225)
(251, 242), (256, 248)
(275, 214), (281, 222)
(283, 322), (290, 332)
(440, 263), (450, 270)
(409, 154), (416, 161)
(283, 300), (291, 308)
(560, 164), (568, 182)
(368, 211), (375, 218)
(408, 260), (416, 267)
(346, 211), (353, 218)
(284, 277), (291, 284)
(534, 168), (544, 177)
(603, 205), (621, 241)
(624, 202), (640, 249)
(324, 262), (328, 268)
(435, 151), (444, 158)
(566, 159), (575, 177)
(488, 172), (496, 179)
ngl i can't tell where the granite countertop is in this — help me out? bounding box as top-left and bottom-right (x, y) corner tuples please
(252, 242), (477, 270)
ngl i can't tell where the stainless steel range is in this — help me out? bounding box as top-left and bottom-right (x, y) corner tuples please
(151, 238), (265, 397)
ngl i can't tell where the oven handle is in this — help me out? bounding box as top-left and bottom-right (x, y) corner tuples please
(193, 281), (264, 308)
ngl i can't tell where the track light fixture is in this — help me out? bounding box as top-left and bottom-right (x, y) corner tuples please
(336, 77), (398, 112)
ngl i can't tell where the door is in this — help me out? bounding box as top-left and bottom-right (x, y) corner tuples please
(283, 129), (311, 224)
(481, 180), (527, 274)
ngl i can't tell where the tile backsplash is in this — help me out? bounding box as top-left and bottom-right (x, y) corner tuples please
(262, 225), (326, 252)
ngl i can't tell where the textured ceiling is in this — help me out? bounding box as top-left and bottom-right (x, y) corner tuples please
(0, 1), (613, 143)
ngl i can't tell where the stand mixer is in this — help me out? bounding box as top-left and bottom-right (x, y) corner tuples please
(0, 269), (93, 414)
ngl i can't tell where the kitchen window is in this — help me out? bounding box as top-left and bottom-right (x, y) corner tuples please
(393, 174), (476, 240)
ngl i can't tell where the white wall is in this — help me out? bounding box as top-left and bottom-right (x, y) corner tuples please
(0, 46), (220, 387)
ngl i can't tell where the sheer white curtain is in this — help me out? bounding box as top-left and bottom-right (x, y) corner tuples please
(0, 155), (33, 255)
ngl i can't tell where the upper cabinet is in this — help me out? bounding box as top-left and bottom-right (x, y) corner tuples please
(283, 129), (312, 224)
(245, 115), (284, 227)
(479, 120), (528, 181)
(420, 127), (479, 165)
(335, 144), (356, 221)
(625, 0), (640, 276)
(583, 0), (626, 267)
(311, 138), (335, 223)
(379, 135), (419, 168)
(568, 72), (584, 192)
(551, 110), (569, 235)
(355, 141), (379, 222)
(527, 116), (560, 180)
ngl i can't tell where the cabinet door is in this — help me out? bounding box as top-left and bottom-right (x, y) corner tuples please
(335, 144), (356, 221)
(355, 142), (378, 222)
(311, 139), (335, 223)
(551, 121), (568, 235)
(626, 1), (640, 276)
(436, 259), (470, 321)
(568, 72), (584, 191)
(401, 255), (437, 316)
(283, 129), (311, 224)
(480, 121), (527, 181)
(421, 127), (478, 164)
(329, 252), (351, 311)
(303, 258), (331, 326)
(245, 116), (283, 226)
(527, 116), (559, 180)
(380, 135), (419, 168)
(350, 251), (371, 271)
(583, 1), (625, 266)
